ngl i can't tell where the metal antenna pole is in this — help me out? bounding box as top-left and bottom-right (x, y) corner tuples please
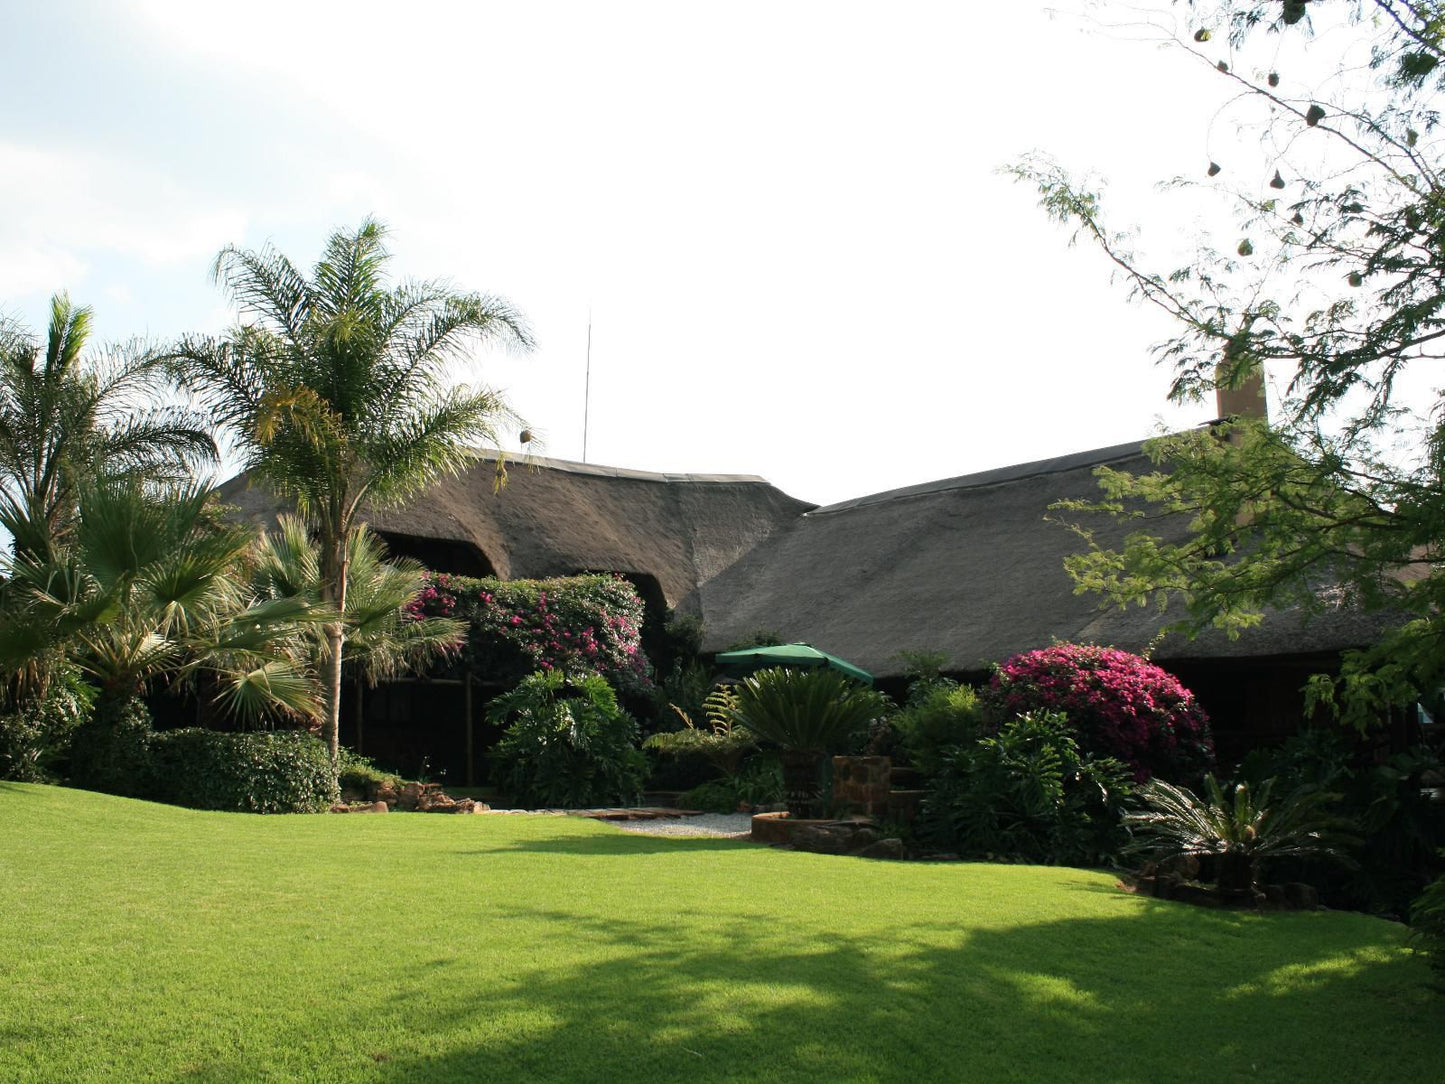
(582, 307), (593, 463)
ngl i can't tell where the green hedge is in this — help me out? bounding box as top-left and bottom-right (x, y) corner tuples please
(151, 728), (339, 813)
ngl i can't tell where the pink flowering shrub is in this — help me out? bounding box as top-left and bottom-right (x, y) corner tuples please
(981, 644), (1213, 782)
(406, 572), (652, 693)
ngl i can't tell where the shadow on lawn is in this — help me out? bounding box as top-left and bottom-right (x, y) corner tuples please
(351, 901), (1430, 1083)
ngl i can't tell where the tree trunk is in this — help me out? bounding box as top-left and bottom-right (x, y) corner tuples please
(781, 750), (823, 818)
(320, 534), (349, 764)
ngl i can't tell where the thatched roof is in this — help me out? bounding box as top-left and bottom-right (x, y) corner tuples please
(220, 441), (1396, 681)
(692, 438), (1397, 678)
(216, 450), (815, 610)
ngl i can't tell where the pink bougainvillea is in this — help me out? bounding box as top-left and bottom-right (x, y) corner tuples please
(981, 644), (1214, 781)
(406, 571), (652, 693)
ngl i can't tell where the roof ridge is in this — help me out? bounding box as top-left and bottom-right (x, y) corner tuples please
(804, 438), (1154, 516)
(462, 448), (783, 488)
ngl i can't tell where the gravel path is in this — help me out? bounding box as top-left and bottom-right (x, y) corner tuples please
(605, 812), (754, 838)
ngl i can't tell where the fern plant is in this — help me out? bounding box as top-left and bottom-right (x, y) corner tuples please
(644, 686), (755, 777)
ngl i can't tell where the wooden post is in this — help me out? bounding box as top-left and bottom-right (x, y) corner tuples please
(354, 681), (365, 755)
(464, 669), (475, 788)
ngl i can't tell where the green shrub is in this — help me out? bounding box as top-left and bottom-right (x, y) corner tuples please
(0, 667), (94, 782)
(924, 711), (1135, 865)
(892, 682), (982, 776)
(678, 780), (740, 813)
(1410, 864), (1445, 976)
(728, 667), (892, 817)
(151, 729), (339, 813)
(1240, 729), (1445, 914)
(336, 748), (403, 797)
(675, 753), (782, 813)
(68, 696), (155, 797)
(487, 670), (646, 808)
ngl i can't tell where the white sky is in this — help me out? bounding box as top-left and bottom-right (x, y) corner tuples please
(0, 0), (1359, 506)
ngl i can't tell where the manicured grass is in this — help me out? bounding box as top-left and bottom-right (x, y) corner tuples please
(2, 783), (1440, 1082)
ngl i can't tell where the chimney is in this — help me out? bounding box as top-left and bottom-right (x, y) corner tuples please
(1215, 363), (1267, 423)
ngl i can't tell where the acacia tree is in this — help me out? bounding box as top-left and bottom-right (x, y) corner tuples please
(169, 219), (533, 759)
(1015, 1), (1445, 726)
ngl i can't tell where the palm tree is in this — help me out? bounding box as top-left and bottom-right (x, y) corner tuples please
(167, 219), (533, 759)
(0, 294), (215, 560)
(0, 480), (324, 793)
(248, 514), (466, 690)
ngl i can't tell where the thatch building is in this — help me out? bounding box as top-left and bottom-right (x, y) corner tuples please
(218, 410), (1398, 770)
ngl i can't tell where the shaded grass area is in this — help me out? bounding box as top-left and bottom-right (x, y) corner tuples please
(1, 782), (1440, 1082)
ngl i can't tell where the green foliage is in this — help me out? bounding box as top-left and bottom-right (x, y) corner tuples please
(169, 218), (533, 757)
(250, 515), (464, 688)
(891, 679), (982, 776)
(1409, 863), (1445, 975)
(677, 780), (740, 814)
(335, 747), (403, 797)
(0, 292), (214, 562)
(1126, 774), (1357, 894)
(925, 711), (1136, 866)
(0, 665), (93, 782)
(0, 480), (323, 730)
(67, 696), (155, 798)
(645, 686), (754, 777)
(1012, 2), (1445, 726)
(150, 728), (339, 813)
(676, 751), (782, 813)
(487, 670), (645, 808)
(728, 667), (891, 754)
(1240, 728), (1445, 913)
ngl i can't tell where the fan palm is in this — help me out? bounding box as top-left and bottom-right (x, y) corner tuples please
(248, 514), (465, 688)
(0, 293), (215, 560)
(1125, 774), (1357, 895)
(0, 480), (322, 726)
(167, 219), (533, 759)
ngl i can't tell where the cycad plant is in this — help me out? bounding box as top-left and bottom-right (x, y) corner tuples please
(168, 219), (532, 760)
(727, 667), (891, 817)
(1126, 775), (1357, 896)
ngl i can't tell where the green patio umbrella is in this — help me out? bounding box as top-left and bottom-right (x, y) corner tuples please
(713, 642), (874, 686)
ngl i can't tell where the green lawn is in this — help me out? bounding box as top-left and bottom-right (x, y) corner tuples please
(2, 783), (1440, 1083)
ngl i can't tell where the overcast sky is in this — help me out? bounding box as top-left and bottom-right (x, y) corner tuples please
(2, 1), (1315, 506)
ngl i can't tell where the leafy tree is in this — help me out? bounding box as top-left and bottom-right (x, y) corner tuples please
(168, 219), (533, 760)
(1013, 2), (1445, 726)
(0, 293), (214, 560)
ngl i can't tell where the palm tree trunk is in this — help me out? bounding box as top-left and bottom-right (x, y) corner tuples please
(320, 533), (349, 763)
